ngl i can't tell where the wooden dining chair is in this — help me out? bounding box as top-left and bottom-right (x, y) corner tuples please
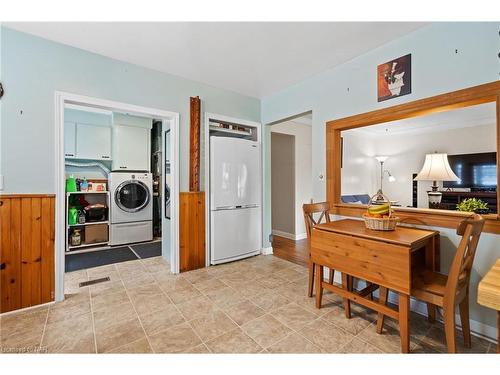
(303, 202), (335, 297)
(377, 214), (485, 353)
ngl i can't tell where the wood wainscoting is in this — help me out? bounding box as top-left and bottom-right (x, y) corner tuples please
(179, 192), (205, 272)
(0, 194), (55, 313)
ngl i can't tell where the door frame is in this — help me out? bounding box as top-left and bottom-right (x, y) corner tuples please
(203, 112), (262, 267)
(54, 91), (180, 302)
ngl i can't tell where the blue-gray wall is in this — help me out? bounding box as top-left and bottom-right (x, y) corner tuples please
(262, 22), (500, 334)
(0, 27), (260, 194)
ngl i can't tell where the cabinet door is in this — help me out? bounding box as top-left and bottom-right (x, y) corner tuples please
(64, 121), (77, 158)
(76, 123), (112, 160)
(113, 125), (150, 171)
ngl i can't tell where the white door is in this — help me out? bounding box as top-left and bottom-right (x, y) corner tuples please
(210, 137), (260, 209)
(64, 121), (76, 158)
(76, 123), (112, 160)
(112, 125), (151, 171)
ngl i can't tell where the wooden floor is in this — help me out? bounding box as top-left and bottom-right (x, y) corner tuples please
(271, 235), (309, 267)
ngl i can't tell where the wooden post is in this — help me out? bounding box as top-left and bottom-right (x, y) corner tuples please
(189, 96), (201, 192)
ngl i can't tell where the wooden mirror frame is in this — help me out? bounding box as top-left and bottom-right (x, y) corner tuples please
(326, 81), (500, 234)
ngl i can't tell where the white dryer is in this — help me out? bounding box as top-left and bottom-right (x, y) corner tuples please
(109, 172), (153, 245)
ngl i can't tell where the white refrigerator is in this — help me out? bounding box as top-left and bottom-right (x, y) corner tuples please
(210, 136), (262, 264)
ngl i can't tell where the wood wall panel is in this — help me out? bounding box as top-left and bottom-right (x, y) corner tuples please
(179, 192), (205, 272)
(0, 194), (55, 313)
(189, 96), (201, 192)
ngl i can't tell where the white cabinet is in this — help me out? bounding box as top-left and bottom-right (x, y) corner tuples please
(112, 125), (150, 171)
(75, 123), (112, 160)
(64, 121), (77, 158)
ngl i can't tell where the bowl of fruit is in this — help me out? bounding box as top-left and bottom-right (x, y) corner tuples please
(362, 194), (400, 231)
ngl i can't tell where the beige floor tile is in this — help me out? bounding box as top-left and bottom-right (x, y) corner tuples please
(1, 330), (44, 352)
(189, 310), (238, 342)
(167, 285), (203, 304)
(148, 322), (202, 353)
(140, 304), (185, 336)
(156, 276), (192, 293)
(182, 269), (215, 285)
(47, 297), (91, 324)
(418, 325), (491, 353)
(42, 313), (95, 353)
(275, 268), (307, 282)
(202, 286), (246, 308)
(87, 264), (119, 280)
(95, 316), (146, 353)
(127, 282), (164, 300)
(0, 307), (48, 339)
(92, 290), (130, 312)
(267, 332), (321, 353)
(241, 314), (292, 348)
(256, 274), (289, 290)
(121, 272), (156, 289)
(339, 338), (383, 353)
(107, 338), (153, 353)
(321, 303), (374, 335)
(224, 301), (265, 326)
(272, 303), (318, 330)
(176, 296), (219, 321)
(131, 292), (172, 317)
(205, 328), (262, 353)
(89, 279), (126, 299)
(115, 259), (145, 273)
(93, 301), (137, 331)
(299, 318), (354, 353)
(356, 322), (407, 353)
(249, 291), (292, 313)
(194, 278), (227, 293)
(185, 344), (211, 353)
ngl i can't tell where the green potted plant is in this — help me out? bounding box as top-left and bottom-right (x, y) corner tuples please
(456, 198), (489, 214)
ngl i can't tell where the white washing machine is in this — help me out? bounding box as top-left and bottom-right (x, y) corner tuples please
(109, 172), (153, 245)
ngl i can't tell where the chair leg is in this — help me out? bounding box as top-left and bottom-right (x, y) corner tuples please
(376, 287), (388, 334)
(459, 296), (471, 348)
(426, 303), (436, 323)
(315, 264), (324, 308)
(328, 268), (334, 284)
(308, 260), (315, 297)
(443, 306), (457, 353)
(341, 273), (351, 319)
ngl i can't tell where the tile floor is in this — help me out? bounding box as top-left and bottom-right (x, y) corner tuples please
(0, 255), (495, 354)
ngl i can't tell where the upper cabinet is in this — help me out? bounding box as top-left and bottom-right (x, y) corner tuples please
(64, 106), (113, 161)
(76, 123), (112, 160)
(112, 113), (152, 171)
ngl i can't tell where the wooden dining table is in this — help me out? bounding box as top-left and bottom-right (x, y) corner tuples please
(311, 219), (440, 353)
(477, 257), (500, 353)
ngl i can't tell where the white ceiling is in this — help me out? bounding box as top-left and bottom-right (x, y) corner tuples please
(347, 102), (496, 136)
(5, 22), (427, 98)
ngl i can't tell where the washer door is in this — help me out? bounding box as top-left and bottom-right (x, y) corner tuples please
(115, 180), (150, 213)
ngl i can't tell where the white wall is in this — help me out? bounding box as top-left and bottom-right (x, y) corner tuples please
(342, 123), (496, 207)
(271, 120), (312, 236)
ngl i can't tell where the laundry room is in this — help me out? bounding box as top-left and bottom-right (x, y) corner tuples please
(63, 103), (173, 273)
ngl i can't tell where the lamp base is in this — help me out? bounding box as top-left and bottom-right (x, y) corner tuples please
(428, 190), (442, 209)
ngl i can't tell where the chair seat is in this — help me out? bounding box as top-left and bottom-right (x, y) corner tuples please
(411, 269), (448, 306)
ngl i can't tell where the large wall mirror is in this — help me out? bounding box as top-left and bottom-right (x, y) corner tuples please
(326, 81), (500, 233)
(341, 102), (497, 212)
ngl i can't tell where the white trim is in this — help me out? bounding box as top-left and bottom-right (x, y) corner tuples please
(54, 91), (180, 302)
(272, 229), (307, 241)
(0, 301), (55, 317)
(324, 270), (498, 344)
(261, 246), (274, 255)
(203, 112), (262, 268)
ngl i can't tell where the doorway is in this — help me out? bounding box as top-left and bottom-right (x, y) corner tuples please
(270, 112), (313, 266)
(54, 92), (179, 302)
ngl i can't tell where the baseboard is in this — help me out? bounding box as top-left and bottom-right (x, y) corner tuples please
(324, 269), (498, 344)
(272, 229), (307, 241)
(261, 246), (273, 255)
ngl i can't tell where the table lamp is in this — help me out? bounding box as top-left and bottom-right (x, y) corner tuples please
(414, 152), (460, 208)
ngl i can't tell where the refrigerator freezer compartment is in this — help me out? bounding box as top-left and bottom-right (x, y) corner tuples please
(210, 207), (262, 264)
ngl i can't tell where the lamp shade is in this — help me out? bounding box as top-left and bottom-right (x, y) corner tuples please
(375, 155), (389, 163)
(414, 153), (460, 182)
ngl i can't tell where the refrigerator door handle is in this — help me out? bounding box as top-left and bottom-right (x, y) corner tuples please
(213, 205), (259, 211)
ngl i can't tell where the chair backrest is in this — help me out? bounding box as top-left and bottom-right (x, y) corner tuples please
(445, 214), (485, 304)
(303, 202), (331, 239)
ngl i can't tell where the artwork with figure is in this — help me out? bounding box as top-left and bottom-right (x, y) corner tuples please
(377, 54), (412, 102)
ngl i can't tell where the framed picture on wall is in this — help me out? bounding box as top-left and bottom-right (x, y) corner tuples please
(377, 54), (412, 102)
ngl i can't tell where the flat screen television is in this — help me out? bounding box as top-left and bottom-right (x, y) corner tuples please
(443, 152), (497, 190)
